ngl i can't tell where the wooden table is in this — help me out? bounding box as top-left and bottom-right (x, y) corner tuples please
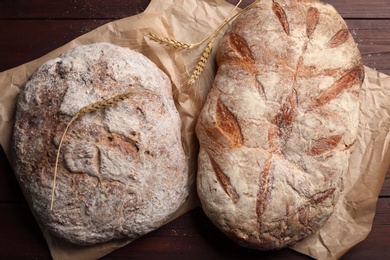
(0, 1), (389, 259)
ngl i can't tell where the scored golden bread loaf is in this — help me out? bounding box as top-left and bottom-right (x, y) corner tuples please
(196, 0), (364, 250)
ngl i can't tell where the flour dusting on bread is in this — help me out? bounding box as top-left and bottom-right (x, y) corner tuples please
(196, 0), (363, 250)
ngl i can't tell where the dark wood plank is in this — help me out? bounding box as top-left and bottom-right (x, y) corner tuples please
(342, 197), (390, 259)
(345, 19), (390, 75)
(1, 198), (387, 259)
(0, 147), (25, 202)
(0, 0), (149, 19)
(1, 19), (390, 75)
(325, 0), (390, 19)
(104, 207), (311, 259)
(0, 19), (111, 72)
(0, 0), (389, 19)
(380, 169), (390, 197)
(0, 203), (51, 259)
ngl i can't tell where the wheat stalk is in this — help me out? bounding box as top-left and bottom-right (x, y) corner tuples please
(148, 1), (261, 85)
(148, 32), (195, 49)
(50, 91), (132, 210)
(187, 1), (260, 84)
(188, 38), (216, 85)
(147, 0), (243, 50)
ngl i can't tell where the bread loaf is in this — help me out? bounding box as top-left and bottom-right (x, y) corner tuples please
(196, 0), (363, 250)
(12, 42), (189, 245)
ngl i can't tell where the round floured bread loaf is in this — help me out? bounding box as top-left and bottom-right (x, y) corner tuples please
(12, 42), (189, 245)
(196, 0), (364, 250)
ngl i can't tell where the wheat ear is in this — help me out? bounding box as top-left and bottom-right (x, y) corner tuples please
(187, 0), (261, 84)
(50, 91), (132, 210)
(148, 33), (195, 49)
(147, 0), (243, 50)
(188, 38), (216, 85)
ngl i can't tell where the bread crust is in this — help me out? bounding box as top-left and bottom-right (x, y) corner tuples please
(12, 43), (189, 245)
(196, 0), (363, 250)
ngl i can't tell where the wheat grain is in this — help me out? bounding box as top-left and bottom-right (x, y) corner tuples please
(187, 0), (261, 85)
(188, 38), (216, 85)
(148, 32), (195, 49)
(78, 91), (132, 116)
(50, 91), (132, 210)
(147, 1), (261, 85)
(148, 0), (244, 50)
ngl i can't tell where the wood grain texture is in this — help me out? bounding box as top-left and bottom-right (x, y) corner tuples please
(0, 0), (149, 19)
(325, 0), (390, 19)
(345, 19), (390, 75)
(0, 0), (389, 259)
(0, 0), (389, 19)
(0, 20), (110, 72)
(0, 1), (389, 74)
(1, 20), (389, 74)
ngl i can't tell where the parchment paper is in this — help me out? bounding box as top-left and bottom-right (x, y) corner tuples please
(0, 0), (389, 259)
